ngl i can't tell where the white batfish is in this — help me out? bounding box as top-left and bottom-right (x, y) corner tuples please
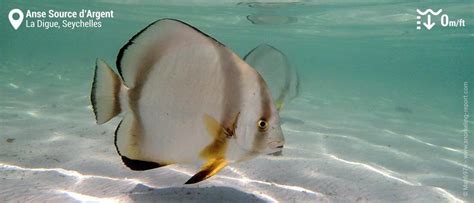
(91, 19), (285, 184)
(244, 44), (299, 111)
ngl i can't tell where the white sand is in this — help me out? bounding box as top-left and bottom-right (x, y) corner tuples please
(0, 60), (470, 202)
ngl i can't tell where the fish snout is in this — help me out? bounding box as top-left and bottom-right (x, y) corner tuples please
(265, 124), (284, 153)
(266, 140), (284, 156)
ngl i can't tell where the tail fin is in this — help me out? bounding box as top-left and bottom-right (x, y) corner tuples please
(91, 58), (122, 124)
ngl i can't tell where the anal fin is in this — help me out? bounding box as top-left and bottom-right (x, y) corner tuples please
(121, 156), (165, 171)
(185, 159), (227, 184)
(115, 113), (166, 171)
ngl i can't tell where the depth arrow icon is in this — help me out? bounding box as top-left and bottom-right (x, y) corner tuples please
(423, 15), (435, 30)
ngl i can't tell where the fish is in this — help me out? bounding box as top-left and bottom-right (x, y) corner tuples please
(395, 106), (413, 114)
(242, 2), (298, 25)
(240, 2), (301, 9)
(243, 44), (300, 111)
(247, 14), (297, 25)
(90, 19), (285, 184)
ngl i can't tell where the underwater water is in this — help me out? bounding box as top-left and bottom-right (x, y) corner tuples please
(1, 0), (473, 202)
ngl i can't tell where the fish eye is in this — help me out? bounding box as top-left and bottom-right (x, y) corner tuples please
(257, 119), (269, 131)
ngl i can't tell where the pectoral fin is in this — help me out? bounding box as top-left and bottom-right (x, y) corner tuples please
(203, 114), (223, 139)
(275, 99), (285, 111)
(200, 113), (240, 159)
(185, 158), (228, 184)
(189, 113), (238, 184)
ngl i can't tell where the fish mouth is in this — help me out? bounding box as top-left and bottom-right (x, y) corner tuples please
(265, 143), (284, 155)
(267, 150), (283, 156)
(268, 140), (285, 149)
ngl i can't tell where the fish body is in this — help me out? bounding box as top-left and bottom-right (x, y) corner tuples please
(91, 19), (284, 184)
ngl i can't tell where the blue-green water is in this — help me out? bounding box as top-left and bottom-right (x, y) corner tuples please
(1, 1), (473, 202)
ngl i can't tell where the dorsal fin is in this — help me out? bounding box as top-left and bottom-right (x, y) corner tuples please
(116, 18), (225, 88)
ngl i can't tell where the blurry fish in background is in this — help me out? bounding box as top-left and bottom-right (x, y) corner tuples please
(395, 106), (413, 114)
(247, 14), (297, 25)
(241, 1), (301, 9)
(244, 44), (300, 111)
(91, 19), (285, 184)
(241, 1), (299, 25)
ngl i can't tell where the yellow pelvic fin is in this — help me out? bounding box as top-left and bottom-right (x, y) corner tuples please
(203, 114), (223, 139)
(188, 113), (239, 184)
(185, 158), (228, 184)
(275, 99), (285, 111)
(275, 91), (288, 111)
(200, 113), (239, 160)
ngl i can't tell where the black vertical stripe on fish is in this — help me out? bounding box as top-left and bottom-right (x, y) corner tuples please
(198, 48), (242, 162)
(258, 74), (272, 120)
(250, 74), (272, 152)
(219, 50), (242, 129)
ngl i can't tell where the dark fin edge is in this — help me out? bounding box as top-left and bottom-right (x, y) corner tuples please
(90, 61), (99, 122)
(121, 156), (164, 171)
(242, 44), (259, 60)
(243, 43), (281, 61)
(185, 159), (227, 184)
(90, 59), (122, 124)
(185, 169), (212, 184)
(114, 119), (165, 171)
(116, 18), (225, 81)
